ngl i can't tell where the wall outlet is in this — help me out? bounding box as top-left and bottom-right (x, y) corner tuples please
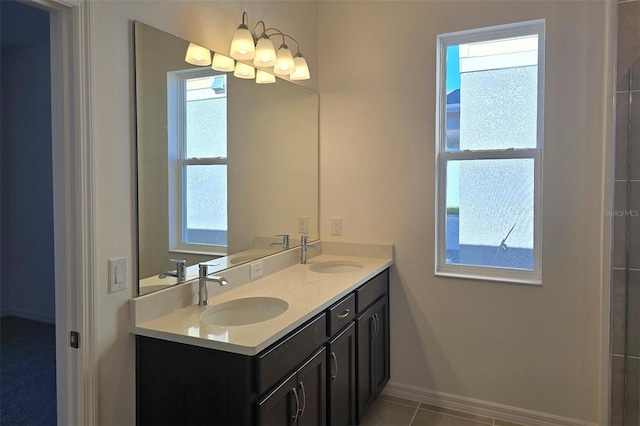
(298, 216), (308, 234)
(108, 257), (128, 293)
(331, 217), (343, 236)
(250, 261), (264, 280)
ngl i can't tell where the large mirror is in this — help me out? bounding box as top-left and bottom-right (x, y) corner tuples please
(135, 22), (319, 295)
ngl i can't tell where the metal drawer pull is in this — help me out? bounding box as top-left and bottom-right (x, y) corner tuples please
(331, 352), (338, 382)
(337, 309), (350, 319)
(373, 313), (379, 338)
(292, 387), (300, 423)
(299, 381), (307, 417)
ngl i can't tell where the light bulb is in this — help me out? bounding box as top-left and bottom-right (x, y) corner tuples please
(234, 62), (255, 79)
(254, 36), (277, 67)
(185, 43), (211, 66)
(230, 24), (255, 60)
(274, 44), (294, 75)
(290, 55), (310, 80)
(256, 70), (276, 84)
(211, 53), (235, 72)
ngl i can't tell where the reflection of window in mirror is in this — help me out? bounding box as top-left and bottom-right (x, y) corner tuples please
(167, 69), (228, 255)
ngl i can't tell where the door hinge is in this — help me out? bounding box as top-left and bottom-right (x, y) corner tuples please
(70, 331), (80, 349)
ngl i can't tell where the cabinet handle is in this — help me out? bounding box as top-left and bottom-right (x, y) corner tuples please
(337, 309), (350, 319)
(373, 313), (379, 338)
(299, 381), (307, 417)
(291, 387), (300, 423)
(331, 351), (338, 382)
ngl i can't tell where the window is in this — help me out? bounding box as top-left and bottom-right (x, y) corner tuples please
(435, 20), (544, 284)
(168, 70), (228, 255)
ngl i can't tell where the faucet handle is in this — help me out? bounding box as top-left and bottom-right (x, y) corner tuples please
(276, 234), (290, 249)
(199, 263), (210, 278)
(169, 258), (186, 265)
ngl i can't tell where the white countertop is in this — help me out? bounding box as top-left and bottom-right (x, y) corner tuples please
(131, 253), (392, 356)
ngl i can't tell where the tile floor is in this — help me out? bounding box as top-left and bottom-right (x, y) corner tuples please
(361, 395), (524, 426)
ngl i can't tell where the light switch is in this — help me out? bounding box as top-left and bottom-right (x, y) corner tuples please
(108, 257), (128, 293)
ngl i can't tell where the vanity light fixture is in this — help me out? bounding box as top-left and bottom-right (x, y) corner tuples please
(185, 11), (310, 83)
(230, 11), (310, 80)
(185, 42), (212, 66)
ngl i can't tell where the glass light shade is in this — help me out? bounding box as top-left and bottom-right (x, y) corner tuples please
(230, 25), (255, 60)
(253, 37), (277, 67)
(290, 55), (310, 80)
(211, 53), (235, 72)
(256, 70), (276, 84)
(185, 43), (211, 66)
(234, 62), (256, 79)
(274, 45), (295, 75)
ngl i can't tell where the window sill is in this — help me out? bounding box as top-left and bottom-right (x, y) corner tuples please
(435, 269), (542, 286)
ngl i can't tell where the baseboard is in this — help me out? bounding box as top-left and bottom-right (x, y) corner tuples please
(0, 308), (56, 324)
(382, 381), (597, 426)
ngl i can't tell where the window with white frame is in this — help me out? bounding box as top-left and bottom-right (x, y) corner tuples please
(435, 20), (544, 284)
(167, 69), (228, 255)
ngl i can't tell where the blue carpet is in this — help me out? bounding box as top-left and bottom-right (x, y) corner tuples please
(1, 316), (57, 426)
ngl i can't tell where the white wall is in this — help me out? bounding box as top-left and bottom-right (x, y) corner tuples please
(318, 1), (608, 423)
(89, 1), (317, 424)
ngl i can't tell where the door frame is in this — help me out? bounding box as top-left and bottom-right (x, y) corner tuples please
(24, 0), (96, 424)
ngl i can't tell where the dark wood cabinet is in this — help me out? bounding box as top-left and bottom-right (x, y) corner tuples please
(355, 296), (389, 424)
(257, 347), (326, 426)
(136, 268), (390, 426)
(327, 322), (356, 426)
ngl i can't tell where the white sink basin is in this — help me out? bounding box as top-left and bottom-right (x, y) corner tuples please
(200, 297), (289, 327)
(308, 260), (364, 274)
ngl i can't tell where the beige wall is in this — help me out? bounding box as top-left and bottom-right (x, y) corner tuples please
(89, 1), (317, 424)
(318, 1), (609, 422)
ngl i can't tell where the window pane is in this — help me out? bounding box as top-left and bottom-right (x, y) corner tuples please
(445, 36), (538, 152)
(446, 158), (534, 270)
(184, 165), (227, 246)
(185, 75), (227, 158)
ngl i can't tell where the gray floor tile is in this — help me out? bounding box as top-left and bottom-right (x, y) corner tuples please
(411, 408), (487, 426)
(360, 399), (418, 426)
(494, 420), (525, 426)
(379, 394), (421, 408)
(418, 404), (492, 424)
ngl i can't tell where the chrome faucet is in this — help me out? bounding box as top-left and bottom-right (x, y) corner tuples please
(300, 236), (319, 264)
(198, 264), (228, 306)
(270, 234), (290, 250)
(159, 259), (187, 283)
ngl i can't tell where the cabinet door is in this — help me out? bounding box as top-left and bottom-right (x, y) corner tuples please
(256, 373), (299, 426)
(355, 296), (390, 423)
(372, 296), (390, 398)
(327, 322), (356, 426)
(355, 304), (377, 423)
(296, 347), (327, 426)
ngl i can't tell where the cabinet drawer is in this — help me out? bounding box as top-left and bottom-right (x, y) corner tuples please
(256, 313), (327, 395)
(356, 269), (388, 313)
(327, 294), (355, 337)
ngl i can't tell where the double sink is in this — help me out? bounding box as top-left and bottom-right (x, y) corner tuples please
(199, 260), (364, 327)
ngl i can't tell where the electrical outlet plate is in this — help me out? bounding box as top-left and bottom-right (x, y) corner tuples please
(250, 261), (264, 280)
(298, 216), (308, 234)
(331, 217), (343, 236)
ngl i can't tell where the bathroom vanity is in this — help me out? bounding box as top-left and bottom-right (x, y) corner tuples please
(131, 249), (391, 426)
